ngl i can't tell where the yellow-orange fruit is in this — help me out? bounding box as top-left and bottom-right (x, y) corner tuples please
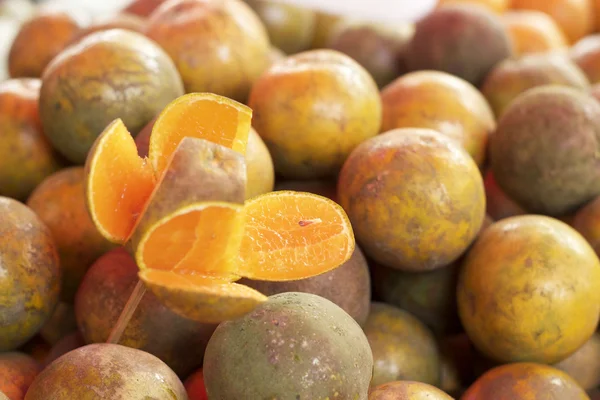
(502, 10), (568, 56)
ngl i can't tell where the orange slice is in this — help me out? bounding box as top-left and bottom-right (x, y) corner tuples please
(149, 93), (252, 177)
(238, 191), (356, 281)
(84, 119), (155, 244)
(139, 269), (267, 323)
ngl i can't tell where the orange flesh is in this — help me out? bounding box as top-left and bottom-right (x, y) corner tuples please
(88, 119), (155, 243)
(140, 204), (244, 277)
(139, 269), (232, 287)
(149, 94), (252, 177)
(238, 191), (355, 281)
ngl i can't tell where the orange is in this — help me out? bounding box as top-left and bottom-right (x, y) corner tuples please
(502, 10), (569, 56)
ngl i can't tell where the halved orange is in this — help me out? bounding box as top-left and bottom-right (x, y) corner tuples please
(149, 93), (252, 177)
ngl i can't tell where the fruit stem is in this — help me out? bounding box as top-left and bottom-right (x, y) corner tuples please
(106, 279), (147, 344)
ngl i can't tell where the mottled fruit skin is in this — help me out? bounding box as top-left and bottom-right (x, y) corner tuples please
(371, 262), (461, 336)
(0, 78), (63, 200)
(0, 352), (40, 400)
(39, 28), (184, 164)
(364, 303), (441, 387)
(338, 128), (485, 272)
(381, 70), (495, 167)
(0, 197), (60, 351)
(247, 0), (316, 55)
(572, 35), (600, 84)
(457, 216), (600, 364)
(24, 344), (187, 399)
(75, 247), (217, 377)
(407, 4), (513, 85)
(245, 127), (275, 199)
(482, 52), (590, 118)
(554, 332), (600, 390)
(328, 21), (414, 88)
(184, 369), (208, 400)
(204, 292), (373, 400)
(27, 167), (113, 302)
(369, 381), (454, 400)
(241, 246), (371, 326)
(145, 0), (270, 102)
(249, 49), (382, 179)
(461, 362), (590, 399)
(490, 85), (600, 216)
(8, 11), (81, 78)
(39, 302), (77, 345)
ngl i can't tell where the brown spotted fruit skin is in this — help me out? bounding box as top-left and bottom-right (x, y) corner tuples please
(0, 352), (40, 400)
(145, 0), (270, 102)
(240, 245), (372, 326)
(490, 85), (600, 216)
(39, 28), (184, 164)
(75, 247), (217, 378)
(0, 78), (64, 200)
(24, 343), (187, 400)
(0, 197), (61, 351)
(338, 128), (485, 272)
(369, 381), (454, 400)
(461, 362), (590, 399)
(204, 292), (373, 400)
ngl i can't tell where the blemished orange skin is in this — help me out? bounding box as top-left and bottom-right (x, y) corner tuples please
(483, 170), (526, 220)
(0, 197), (60, 352)
(0, 79), (64, 201)
(381, 70), (495, 168)
(249, 49), (382, 179)
(74, 247), (218, 378)
(338, 128), (485, 272)
(511, 0), (594, 44)
(571, 35), (600, 84)
(184, 369), (208, 400)
(39, 29), (184, 164)
(438, 0), (510, 13)
(369, 381), (454, 400)
(145, 0), (271, 102)
(27, 167), (114, 303)
(8, 11), (81, 78)
(457, 216), (600, 364)
(461, 362), (590, 399)
(502, 10), (569, 56)
(0, 352), (40, 400)
(553, 332), (600, 390)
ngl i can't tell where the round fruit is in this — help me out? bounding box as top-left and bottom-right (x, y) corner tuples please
(27, 167), (113, 302)
(462, 362), (590, 399)
(328, 21), (414, 88)
(483, 170), (526, 220)
(39, 28), (184, 164)
(185, 369), (208, 400)
(512, 0), (594, 44)
(249, 49), (381, 179)
(369, 381), (453, 400)
(364, 302), (441, 387)
(554, 332), (600, 390)
(39, 302), (77, 345)
(0, 352), (40, 400)
(241, 246), (371, 326)
(145, 0), (270, 102)
(245, 127), (275, 199)
(310, 11), (342, 49)
(489, 85), (600, 216)
(381, 70), (495, 167)
(572, 35), (600, 84)
(457, 215), (600, 364)
(0, 78), (63, 200)
(246, 0), (316, 55)
(338, 128), (485, 272)
(24, 343), (187, 399)
(203, 292), (373, 400)
(8, 11), (81, 78)
(481, 52), (589, 118)
(74, 247), (216, 377)
(407, 4), (512, 85)
(0, 197), (60, 351)
(502, 10), (568, 56)
(572, 195), (600, 255)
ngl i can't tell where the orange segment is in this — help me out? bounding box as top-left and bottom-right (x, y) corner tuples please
(139, 269), (268, 323)
(135, 202), (245, 277)
(84, 119), (155, 244)
(238, 191), (356, 281)
(148, 93), (253, 177)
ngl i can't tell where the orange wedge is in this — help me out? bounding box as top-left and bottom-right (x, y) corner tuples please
(149, 93), (252, 177)
(238, 191), (355, 281)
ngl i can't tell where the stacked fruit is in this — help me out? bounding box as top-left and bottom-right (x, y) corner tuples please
(3, 0), (600, 399)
